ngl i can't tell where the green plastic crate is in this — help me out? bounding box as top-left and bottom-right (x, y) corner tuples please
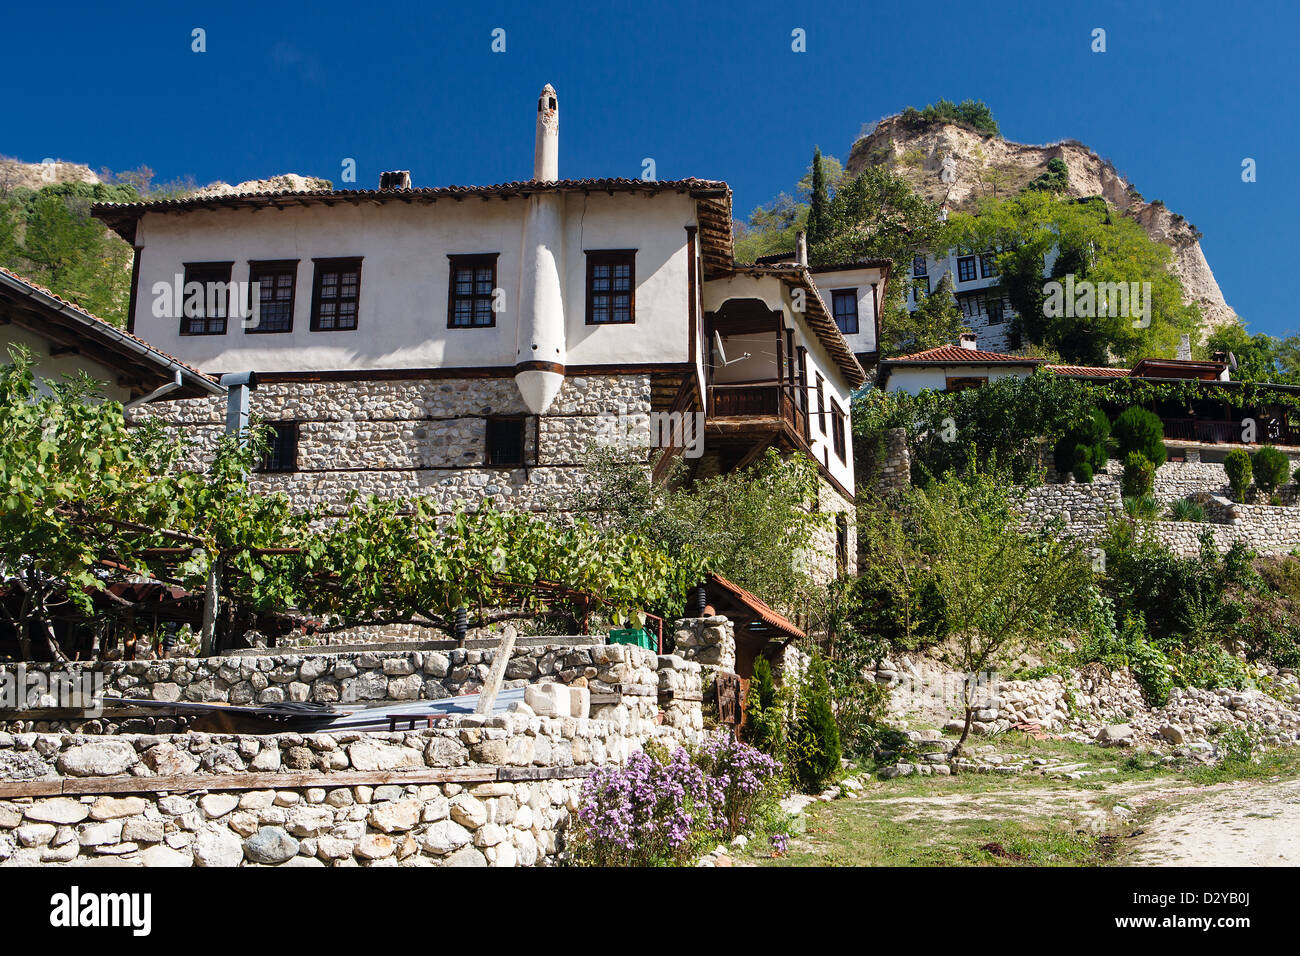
(608, 627), (656, 651)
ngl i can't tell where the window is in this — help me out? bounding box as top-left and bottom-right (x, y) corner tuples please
(485, 417), (525, 467)
(310, 257), (362, 331)
(912, 255), (928, 278)
(247, 260), (298, 333)
(986, 294), (1006, 325)
(815, 373), (826, 434)
(912, 277), (929, 302)
(586, 251), (635, 324)
(945, 376), (988, 393)
(957, 256), (978, 282)
(448, 254), (498, 328)
(980, 253), (999, 278)
(180, 262), (233, 335)
(835, 514), (849, 577)
(259, 422), (298, 473)
(831, 401), (846, 462)
(831, 289), (859, 335)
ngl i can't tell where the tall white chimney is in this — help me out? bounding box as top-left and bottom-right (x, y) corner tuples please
(533, 84), (559, 181)
(795, 231), (808, 266)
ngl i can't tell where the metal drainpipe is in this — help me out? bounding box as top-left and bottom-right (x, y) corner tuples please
(123, 370), (184, 415)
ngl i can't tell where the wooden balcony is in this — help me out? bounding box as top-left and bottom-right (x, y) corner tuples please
(708, 383), (807, 436)
(1162, 417), (1300, 446)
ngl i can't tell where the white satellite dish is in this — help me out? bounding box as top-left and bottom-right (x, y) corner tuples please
(713, 330), (750, 367)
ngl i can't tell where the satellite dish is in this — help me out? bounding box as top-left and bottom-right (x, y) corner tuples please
(713, 331), (751, 367)
(1228, 351), (1238, 371)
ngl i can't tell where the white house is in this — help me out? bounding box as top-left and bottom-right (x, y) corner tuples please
(878, 334), (1045, 393)
(93, 86), (862, 578)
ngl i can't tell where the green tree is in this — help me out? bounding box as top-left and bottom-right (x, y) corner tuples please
(789, 652), (841, 792)
(1224, 448), (1253, 502)
(883, 272), (967, 355)
(1251, 446), (1291, 495)
(1112, 406), (1167, 467)
(1054, 406), (1110, 481)
(806, 147), (829, 246)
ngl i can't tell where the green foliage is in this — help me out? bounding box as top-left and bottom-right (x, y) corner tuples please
(944, 191), (1200, 365)
(1025, 157), (1069, 194)
(1121, 451), (1155, 499)
(806, 147), (829, 246)
(573, 445), (829, 614)
(854, 370), (1096, 486)
(899, 99), (1000, 137)
(1122, 493), (1158, 520)
(0, 182), (139, 325)
(887, 273), (968, 355)
(1112, 407), (1167, 467)
(1072, 462), (1094, 483)
(1202, 322), (1300, 385)
(1224, 448), (1253, 502)
(1250, 445), (1291, 495)
(742, 655), (790, 761)
(788, 653), (842, 792)
(824, 627), (892, 757)
(1167, 498), (1207, 522)
(1053, 406), (1110, 478)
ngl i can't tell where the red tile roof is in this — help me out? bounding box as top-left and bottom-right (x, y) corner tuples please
(706, 572), (805, 641)
(0, 266), (221, 395)
(884, 345), (1046, 365)
(1046, 364), (1131, 378)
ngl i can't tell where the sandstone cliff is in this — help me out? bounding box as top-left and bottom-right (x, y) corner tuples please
(847, 115), (1237, 335)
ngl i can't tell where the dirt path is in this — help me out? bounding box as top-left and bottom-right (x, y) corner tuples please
(1128, 777), (1300, 866)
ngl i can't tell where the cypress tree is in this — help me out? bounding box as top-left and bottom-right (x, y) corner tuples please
(807, 147), (828, 247)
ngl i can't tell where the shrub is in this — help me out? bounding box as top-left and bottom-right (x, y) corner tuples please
(1123, 494), (1158, 520)
(1112, 407), (1167, 467)
(1121, 451), (1156, 498)
(742, 655), (789, 761)
(1072, 462), (1094, 483)
(570, 737), (783, 866)
(788, 653), (842, 792)
(1224, 448), (1253, 502)
(1054, 406), (1110, 480)
(1167, 498), (1206, 522)
(1251, 446), (1291, 495)
(1293, 464), (1300, 485)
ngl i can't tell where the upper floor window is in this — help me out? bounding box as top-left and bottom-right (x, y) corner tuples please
(247, 260), (298, 334)
(310, 257), (362, 331)
(980, 253), (999, 278)
(835, 514), (849, 577)
(586, 251), (635, 324)
(448, 254), (498, 328)
(831, 400), (846, 462)
(816, 373), (827, 434)
(485, 417), (525, 467)
(831, 289), (859, 335)
(912, 277), (929, 302)
(912, 255), (928, 278)
(258, 422), (299, 473)
(180, 261), (233, 335)
(957, 256), (978, 283)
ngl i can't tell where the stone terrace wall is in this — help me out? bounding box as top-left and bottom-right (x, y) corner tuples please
(130, 374), (652, 514)
(1019, 477), (1123, 538)
(0, 712), (692, 868)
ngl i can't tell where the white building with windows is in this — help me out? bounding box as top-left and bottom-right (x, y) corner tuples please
(94, 85), (865, 579)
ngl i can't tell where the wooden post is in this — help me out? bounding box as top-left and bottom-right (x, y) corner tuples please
(474, 624), (517, 717)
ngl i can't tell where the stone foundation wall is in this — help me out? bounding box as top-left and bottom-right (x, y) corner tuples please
(671, 616), (736, 673)
(0, 711), (694, 868)
(806, 476), (857, 582)
(132, 374), (652, 514)
(874, 427), (910, 496)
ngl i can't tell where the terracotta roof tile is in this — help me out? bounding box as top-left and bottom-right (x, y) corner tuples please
(707, 573), (805, 641)
(1046, 364), (1131, 377)
(884, 345), (1045, 365)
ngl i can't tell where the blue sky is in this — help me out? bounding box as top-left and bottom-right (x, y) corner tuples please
(4, 0), (1295, 334)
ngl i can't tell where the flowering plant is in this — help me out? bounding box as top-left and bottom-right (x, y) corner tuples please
(570, 735), (783, 866)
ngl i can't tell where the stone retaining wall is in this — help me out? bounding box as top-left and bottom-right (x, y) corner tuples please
(0, 711), (691, 868)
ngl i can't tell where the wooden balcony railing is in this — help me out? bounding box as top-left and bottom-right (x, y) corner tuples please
(709, 383), (807, 436)
(1162, 417), (1300, 446)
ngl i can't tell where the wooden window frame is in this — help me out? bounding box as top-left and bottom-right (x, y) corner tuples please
(816, 373), (827, 434)
(485, 416), (526, 467)
(835, 513), (849, 577)
(246, 259), (299, 334)
(980, 253), (999, 279)
(830, 400), (846, 463)
(585, 250), (636, 325)
(957, 255), (978, 283)
(309, 257), (363, 332)
(831, 289), (859, 335)
(912, 276), (929, 302)
(258, 421), (299, 473)
(179, 261), (234, 335)
(945, 376), (988, 393)
(912, 255), (928, 278)
(447, 253), (499, 329)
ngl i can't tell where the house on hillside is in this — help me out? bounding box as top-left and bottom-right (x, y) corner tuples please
(0, 266), (221, 404)
(91, 85), (863, 581)
(880, 335), (1300, 461)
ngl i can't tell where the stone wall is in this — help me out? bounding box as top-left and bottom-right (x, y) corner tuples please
(0, 712), (692, 868)
(874, 427), (910, 496)
(671, 616), (736, 673)
(132, 374), (652, 514)
(1019, 477), (1123, 539)
(806, 476), (857, 582)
